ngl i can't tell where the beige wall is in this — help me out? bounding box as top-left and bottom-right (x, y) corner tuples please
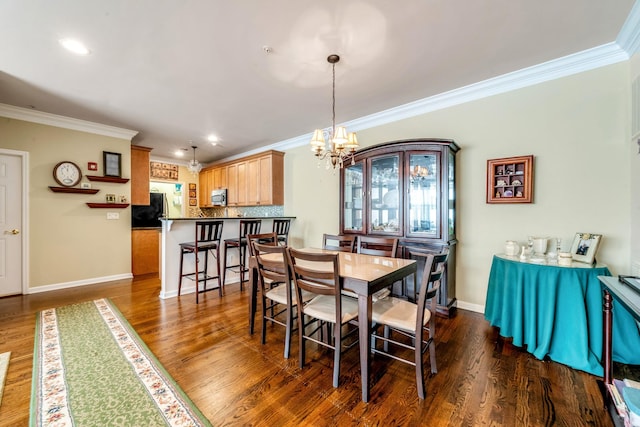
(285, 61), (632, 310)
(0, 117), (133, 289)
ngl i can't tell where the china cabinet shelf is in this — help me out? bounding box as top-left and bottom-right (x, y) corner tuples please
(86, 203), (130, 208)
(85, 175), (130, 184)
(49, 186), (99, 194)
(340, 138), (459, 317)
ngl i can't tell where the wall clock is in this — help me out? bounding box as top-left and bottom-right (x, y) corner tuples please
(53, 161), (82, 187)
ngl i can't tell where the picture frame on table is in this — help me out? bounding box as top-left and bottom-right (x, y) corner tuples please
(570, 233), (602, 264)
(103, 151), (122, 177)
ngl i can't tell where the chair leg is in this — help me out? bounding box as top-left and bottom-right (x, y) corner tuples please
(222, 244), (228, 288)
(239, 244), (246, 290)
(261, 296), (268, 346)
(178, 250), (185, 296)
(203, 250), (209, 293)
(333, 324), (341, 388)
(284, 304), (293, 359)
(195, 251), (199, 304)
(215, 247), (223, 297)
(298, 313), (306, 369)
(415, 332), (425, 399)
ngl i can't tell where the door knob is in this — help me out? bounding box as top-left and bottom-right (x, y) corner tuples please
(6, 229), (20, 235)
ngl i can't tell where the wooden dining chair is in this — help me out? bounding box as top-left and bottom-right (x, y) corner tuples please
(322, 233), (356, 253)
(370, 252), (446, 399)
(247, 232), (278, 257)
(253, 242), (313, 359)
(356, 235), (399, 257)
(286, 247), (360, 387)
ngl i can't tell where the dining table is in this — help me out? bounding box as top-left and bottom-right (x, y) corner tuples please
(248, 248), (417, 403)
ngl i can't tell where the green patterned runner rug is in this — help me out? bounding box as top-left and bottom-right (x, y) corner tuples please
(30, 298), (212, 426)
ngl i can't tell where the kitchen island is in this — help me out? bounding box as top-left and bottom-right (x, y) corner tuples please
(159, 216), (295, 299)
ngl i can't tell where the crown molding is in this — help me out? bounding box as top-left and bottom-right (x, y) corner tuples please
(0, 103), (138, 140)
(616, 0), (640, 54)
(270, 42), (629, 153)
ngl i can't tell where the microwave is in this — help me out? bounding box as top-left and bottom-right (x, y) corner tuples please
(211, 189), (227, 206)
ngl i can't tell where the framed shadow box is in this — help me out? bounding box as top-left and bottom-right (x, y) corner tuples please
(486, 155), (534, 203)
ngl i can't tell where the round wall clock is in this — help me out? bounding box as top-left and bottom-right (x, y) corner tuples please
(53, 161), (82, 187)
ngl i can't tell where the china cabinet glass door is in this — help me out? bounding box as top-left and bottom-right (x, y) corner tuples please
(343, 162), (363, 232)
(368, 155), (401, 235)
(407, 153), (439, 238)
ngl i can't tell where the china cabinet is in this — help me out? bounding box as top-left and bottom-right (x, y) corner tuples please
(340, 138), (459, 316)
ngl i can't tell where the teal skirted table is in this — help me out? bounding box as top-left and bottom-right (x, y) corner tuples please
(485, 255), (640, 376)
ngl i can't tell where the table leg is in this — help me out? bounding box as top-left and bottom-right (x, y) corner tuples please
(358, 294), (372, 402)
(249, 263), (257, 335)
(603, 290), (613, 384)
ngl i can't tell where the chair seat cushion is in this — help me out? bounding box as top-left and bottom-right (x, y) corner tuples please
(180, 241), (219, 251)
(265, 284), (314, 306)
(303, 295), (359, 324)
(371, 297), (431, 333)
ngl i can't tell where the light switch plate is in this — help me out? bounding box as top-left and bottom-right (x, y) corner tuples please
(106, 212), (119, 220)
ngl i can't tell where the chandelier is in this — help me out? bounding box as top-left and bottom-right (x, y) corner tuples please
(188, 145), (203, 175)
(310, 54), (359, 169)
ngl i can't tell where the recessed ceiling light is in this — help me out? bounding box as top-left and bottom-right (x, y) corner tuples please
(174, 150), (185, 157)
(207, 134), (219, 144)
(59, 38), (91, 55)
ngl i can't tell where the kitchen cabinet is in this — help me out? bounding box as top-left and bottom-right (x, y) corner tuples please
(131, 145), (152, 205)
(132, 229), (160, 276)
(340, 138), (459, 316)
(207, 150), (284, 207)
(198, 169), (212, 207)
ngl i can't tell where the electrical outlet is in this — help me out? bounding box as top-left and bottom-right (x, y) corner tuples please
(106, 212), (119, 220)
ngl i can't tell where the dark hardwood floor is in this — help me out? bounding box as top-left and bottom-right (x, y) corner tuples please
(0, 275), (615, 426)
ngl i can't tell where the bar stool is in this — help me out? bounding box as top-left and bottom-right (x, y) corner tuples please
(222, 219), (261, 290)
(272, 218), (291, 245)
(178, 220), (224, 303)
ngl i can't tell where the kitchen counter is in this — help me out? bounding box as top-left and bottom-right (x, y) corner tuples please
(158, 216), (295, 298)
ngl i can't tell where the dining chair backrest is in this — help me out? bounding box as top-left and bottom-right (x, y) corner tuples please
(322, 233), (356, 253)
(286, 248), (341, 299)
(406, 248), (449, 301)
(254, 242), (290, 289)
(356, 235), (399, 258)
(414, 254), (443, 329)
(247, 232), (278, 257)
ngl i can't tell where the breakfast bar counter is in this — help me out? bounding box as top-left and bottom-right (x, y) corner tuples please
(159, 216), (295, 299)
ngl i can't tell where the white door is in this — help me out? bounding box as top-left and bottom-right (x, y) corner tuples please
(0, 152), (24, 296)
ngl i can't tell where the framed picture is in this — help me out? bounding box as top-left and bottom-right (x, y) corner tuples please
(189, 190), (197, 198)
(189, 198), (197, 206)
(570, 233), (602, 264)
(105, 193), (116, 203)
(189, 183), (196, 190)
(103, 152), (122, 177)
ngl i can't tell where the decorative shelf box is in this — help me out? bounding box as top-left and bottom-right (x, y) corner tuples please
(85, 175), (130, 184)
(86, 203), (130, 209)
(49, 186), (99, 194)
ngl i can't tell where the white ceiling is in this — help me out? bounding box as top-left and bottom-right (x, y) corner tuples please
(0, 1), (637, 164)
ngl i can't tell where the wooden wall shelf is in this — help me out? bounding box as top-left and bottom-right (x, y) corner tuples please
(49, 186), (99, 194)
(86, 203), (130, 208)
(86, 175), (130, 183)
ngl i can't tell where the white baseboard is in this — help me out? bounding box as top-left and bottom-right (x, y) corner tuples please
(27, 273), (133, 294)
(457, 300), (485, 314)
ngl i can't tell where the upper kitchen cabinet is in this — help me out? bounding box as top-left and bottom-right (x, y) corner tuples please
(200, 150), (284, 207)
(340, 138), (459, 316)
(131, 145), (152, 205)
